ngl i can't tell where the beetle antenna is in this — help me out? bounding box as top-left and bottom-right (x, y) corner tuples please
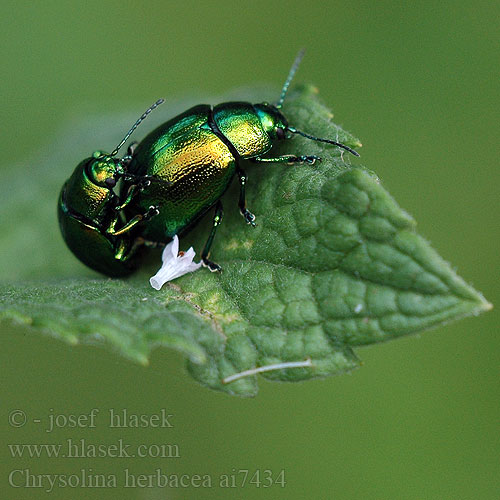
(110, 98), (164, 156)
(287, 127), (360, 157)
(276, 49), (305, 109)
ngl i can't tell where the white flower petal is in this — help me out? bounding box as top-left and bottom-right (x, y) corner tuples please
(182, 247), (196, 260)
(161, 236), (179, 263)
(150, 236), (202, 290)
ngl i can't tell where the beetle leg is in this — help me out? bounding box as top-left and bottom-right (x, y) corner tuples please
(114, 236), (145, 261)
(201, 200), (223, 272)
(107, 206), (159, 236)
(237, 167), (256, 227)
(143, 239), (165, 249)
(120, 142), (139, 167)
(114, 238), (128, 261)
(252, 155), (321, 165)
(113, 174), (155, 212)
(114, 184), (140, 210)
(127, 141), (138, 156)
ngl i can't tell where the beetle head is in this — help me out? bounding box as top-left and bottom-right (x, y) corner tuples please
(79, 98), (166, 190)
(254, 103), (289, 141)
(85, 151), (123, 189)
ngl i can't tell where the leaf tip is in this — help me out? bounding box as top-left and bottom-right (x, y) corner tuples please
(478, 299), (493, 313)
(136, 354), (150, 366)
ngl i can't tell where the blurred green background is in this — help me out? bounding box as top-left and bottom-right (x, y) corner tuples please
(1, 1), (498, 499)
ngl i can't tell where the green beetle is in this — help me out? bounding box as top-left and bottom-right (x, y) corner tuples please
(59, 51), (359, 277)
(57, 100), (164, 276)
(127, 50), (359, 271)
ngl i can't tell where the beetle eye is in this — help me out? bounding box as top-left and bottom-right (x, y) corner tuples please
(105, 177), (116, 188)
(276, 127), (285, 140)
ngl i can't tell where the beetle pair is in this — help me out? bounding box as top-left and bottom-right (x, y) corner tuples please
(58, 51), (359, 278)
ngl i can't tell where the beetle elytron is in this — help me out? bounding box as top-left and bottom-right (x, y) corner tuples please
(58, 50), (359, 277)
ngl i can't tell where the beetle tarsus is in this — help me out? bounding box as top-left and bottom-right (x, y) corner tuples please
(289, 155), (321, 165)
(202, 259), (222, 272)
(127, 142), (138, 157)
(305, 155), (322, 164)
(144, 206), (160, 220)
(241, 209), (257, 227)
(200, 200), (224, 272)
(140, 179), (152, 190)
(236, 167), (257, 227)
(121, 142), (137, 166)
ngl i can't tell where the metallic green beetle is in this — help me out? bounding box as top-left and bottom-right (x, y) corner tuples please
(127, 50), (359, 271)
(57, 100), (164, 276)
(59, 51), (359, 277)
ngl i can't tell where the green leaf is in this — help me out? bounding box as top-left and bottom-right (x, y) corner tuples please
(0, 85), (490, 396)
